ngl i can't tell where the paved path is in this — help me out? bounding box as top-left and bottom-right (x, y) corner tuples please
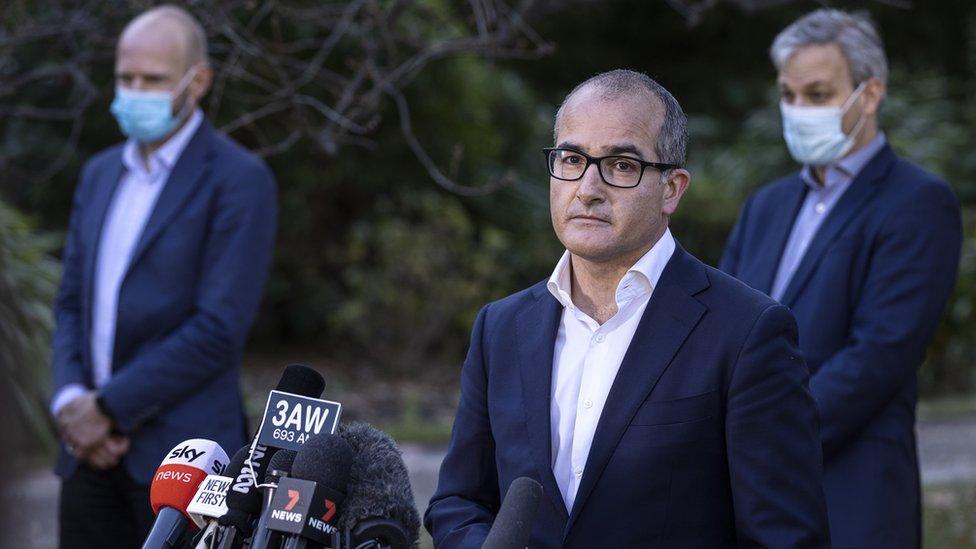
(4, 418), (975, 549)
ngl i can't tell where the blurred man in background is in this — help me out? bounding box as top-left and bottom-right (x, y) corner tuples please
(721, 9), (962, 547)
(426, 69), (829, 548)
(50, 5), (277, 547)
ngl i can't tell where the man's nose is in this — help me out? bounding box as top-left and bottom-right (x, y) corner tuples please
(576, 162), (606, 203)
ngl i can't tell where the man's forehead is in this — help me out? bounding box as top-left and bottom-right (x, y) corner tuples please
(778, 43), (852, 88)
(116, 17), (188, 69)
(556, 92), (661, 156)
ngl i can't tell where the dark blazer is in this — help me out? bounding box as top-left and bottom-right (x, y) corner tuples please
(720, 144), (962, 547)
(51, 120), (277, 483)
(425, 245), (829, 548)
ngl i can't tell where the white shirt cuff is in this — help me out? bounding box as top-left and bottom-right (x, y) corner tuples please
(51, 384), (88, 417)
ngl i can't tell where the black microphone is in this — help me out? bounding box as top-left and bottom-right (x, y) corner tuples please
(482, 477), (543, 549)
(334, 422), (421, 549)
(266, 432), (354, 549)
(248, 449), (298, 549)
(215, 364), (326, 548)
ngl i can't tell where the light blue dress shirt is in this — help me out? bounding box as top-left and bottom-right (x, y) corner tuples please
(770, 132), (887, 301)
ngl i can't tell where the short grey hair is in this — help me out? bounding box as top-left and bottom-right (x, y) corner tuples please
(554, 69), (688, 167)
(771, 9), (888, 86)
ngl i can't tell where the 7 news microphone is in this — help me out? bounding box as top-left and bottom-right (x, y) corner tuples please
(249, 449), (298, 549)
(141, 439), (229, 549)
(263, 432), (353, 548)
(250, 422), (421, 549)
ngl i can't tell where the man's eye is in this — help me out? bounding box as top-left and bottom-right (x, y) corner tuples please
(614, 160), (637, 172)
(563, 154), (583, 164)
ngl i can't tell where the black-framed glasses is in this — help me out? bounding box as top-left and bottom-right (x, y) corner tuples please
(543, 147), (680, 188)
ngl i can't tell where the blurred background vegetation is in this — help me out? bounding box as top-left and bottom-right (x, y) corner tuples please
(1, 0), (973, 451)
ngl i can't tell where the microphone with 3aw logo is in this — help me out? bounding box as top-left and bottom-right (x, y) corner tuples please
(141, 438), (229, 549)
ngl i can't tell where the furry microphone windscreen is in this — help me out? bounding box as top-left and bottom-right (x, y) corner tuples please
(335, 422), (421, 542)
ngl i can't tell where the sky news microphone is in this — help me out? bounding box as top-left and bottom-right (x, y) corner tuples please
(482, 477), (543, 549)
(248, 449), (298, 549)
(334, 422), (421, 549)
(141, 439), (229, 549)
(264, 432), (354, 549)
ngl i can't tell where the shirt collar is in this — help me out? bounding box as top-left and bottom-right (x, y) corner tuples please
(801, 131), (887, 190)
(547, 228), (676, 309)
(121, 108), (204, 180)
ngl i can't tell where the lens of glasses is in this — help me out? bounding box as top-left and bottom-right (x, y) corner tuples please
(548, 149), (587, 180)
(599, 156), (642, 187)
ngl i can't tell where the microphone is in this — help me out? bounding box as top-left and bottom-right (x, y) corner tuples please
(142, 439), (229, 549)
(334, 422), (421, 549)
(482, 477), (544, 549)
(248, 449), (298, 549)
(267, 433), (354, 549)
(190, 447), (248, 549)
(214, 364), (326, 548)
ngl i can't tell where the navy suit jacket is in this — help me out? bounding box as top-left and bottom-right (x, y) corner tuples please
(51, 120), (277, 483)
(720, 144), (962, 547)
(425, 245), (829, 548)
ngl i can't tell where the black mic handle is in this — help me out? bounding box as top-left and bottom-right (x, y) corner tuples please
(141, 507), (188, 549)
(214, 525), (241, 549)
(281, 536), (309, 549)
(249, 482), (282, 549)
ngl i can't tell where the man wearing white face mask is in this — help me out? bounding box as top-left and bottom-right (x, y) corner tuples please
(50, 5), (277, 547)
(721, 9), (962, 548)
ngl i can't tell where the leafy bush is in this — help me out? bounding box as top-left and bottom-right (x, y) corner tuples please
(0, 200), (60, 462)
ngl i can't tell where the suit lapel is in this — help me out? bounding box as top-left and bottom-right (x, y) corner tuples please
(778, 145), (896, 307)
(565, 246), (708, 535)
(126, 121), (214, 275)
(515, 286), (569, 520)
(756, 178), (806, 295)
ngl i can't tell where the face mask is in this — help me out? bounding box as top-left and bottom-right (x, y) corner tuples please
(780, 82), (867, 166)
(110, 68), (196, 143)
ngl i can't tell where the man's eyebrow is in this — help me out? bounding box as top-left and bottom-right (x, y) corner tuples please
(555, 142), (647, 159)
(605, 143), (645, 159)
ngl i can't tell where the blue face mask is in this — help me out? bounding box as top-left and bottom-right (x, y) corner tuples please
(110, 69), (195, 143)
(780, 82), (867, 166)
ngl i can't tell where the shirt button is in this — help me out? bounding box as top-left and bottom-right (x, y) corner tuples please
(815, 202), (826, 214)
(583, 399), (593, 409)
(574, 468), (583, 477)
(595, 334), (606, 343)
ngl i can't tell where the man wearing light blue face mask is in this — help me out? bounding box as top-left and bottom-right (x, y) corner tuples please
(51, 5), (277, 548)
(721, 9), (962, 548)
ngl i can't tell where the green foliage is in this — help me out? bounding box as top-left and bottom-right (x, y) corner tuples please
(0, 200), (60, 460)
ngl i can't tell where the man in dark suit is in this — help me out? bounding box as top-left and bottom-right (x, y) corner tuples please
(425, 69), (829, 548)
(720, 10), (962, 548)
(50, 6), (277, 548)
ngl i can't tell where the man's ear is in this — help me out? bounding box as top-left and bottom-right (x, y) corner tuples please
(862, 76), (886, 117)
(187, 64), (213, 104)
(662, 168), (691, 216)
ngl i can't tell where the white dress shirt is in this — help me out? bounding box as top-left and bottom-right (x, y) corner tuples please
(51, 109), (203, 416)
(546, 228), (675, 512)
